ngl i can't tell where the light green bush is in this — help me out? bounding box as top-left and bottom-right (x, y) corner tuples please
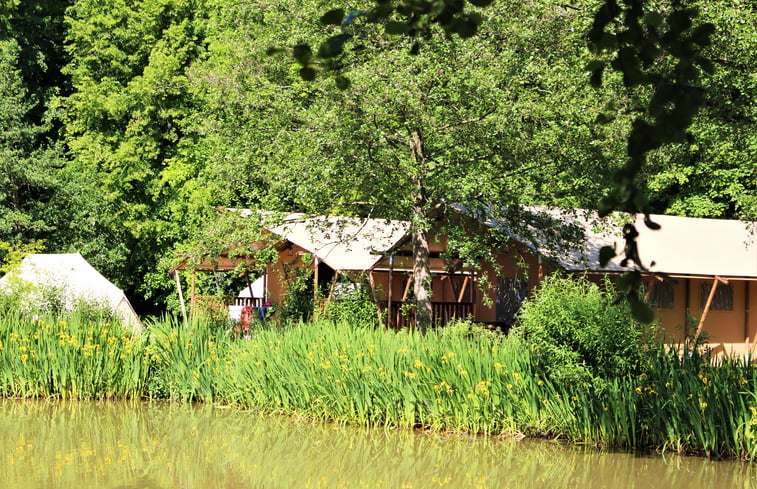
(322, 287), (381, 327)
(515, 274), (658, 384)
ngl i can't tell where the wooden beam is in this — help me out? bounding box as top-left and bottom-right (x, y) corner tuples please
(398, 274), (413, 328)
(402, 274), (413, 301)
(457, 276), (470, 303)
(694, 276), (729, 345)
(643, 275), (662, 302)
(684, 277), (691, 337)
(327, 271), (340, 302)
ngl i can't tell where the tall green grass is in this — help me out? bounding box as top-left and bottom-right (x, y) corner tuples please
(209, 319), (757, 459)
(145, 315), (231, 401)
(0, 308), (150, 398)
(2, 302), (757, 459)
(214, 320), (553, 434)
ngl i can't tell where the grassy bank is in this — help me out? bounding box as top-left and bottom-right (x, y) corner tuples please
(2, 309), (757, 459)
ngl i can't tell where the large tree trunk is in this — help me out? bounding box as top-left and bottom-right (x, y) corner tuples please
(412, 214), (432, 333)
(410, 128), (433, 333)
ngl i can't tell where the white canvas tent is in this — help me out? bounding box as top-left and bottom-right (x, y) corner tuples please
(0, 253), (142, 333)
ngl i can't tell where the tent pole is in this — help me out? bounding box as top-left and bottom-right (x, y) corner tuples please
(746, 281), (751, 349)
(174, 270), (188, 326)
(684, 278), (691, 337)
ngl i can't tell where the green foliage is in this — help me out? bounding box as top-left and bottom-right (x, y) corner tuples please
(322, 285), (381, 328)
(0, 0), (753, 322)
(437, 318), (500, 343)
(278, 256), (314, 323)
(61, 0), (211, 311)
(645, 0), (757, 221)
(0, 240), (44, 274)
(543, 347), (757, 459)
(515, 275), (655, 383)
(0, 38), (67, 247)
(201, 0), (621, 328)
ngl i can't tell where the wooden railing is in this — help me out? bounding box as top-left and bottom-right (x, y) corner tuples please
(379, 301), (473, 329)
(192, 295), (265, 318)
(230, 297), (265, 308)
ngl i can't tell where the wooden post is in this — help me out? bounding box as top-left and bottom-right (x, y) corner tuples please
(643, 276), (655, 302)
(313, 256), (320, 319)
(174, 270), (188, 326)
(190, 270), (196, 317)
(694, 276), (729, 345)
(472, 272), (477, 321)
(264, 264), (269, 304)
(684, 278), (691, 337)
(387, 256), (394, 329)
(745, 280), (750, 346)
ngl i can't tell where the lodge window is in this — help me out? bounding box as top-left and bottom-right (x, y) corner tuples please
(649, 280), (674, 310)
(699, 282), (734, 311)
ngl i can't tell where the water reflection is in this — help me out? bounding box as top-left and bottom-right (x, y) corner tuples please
(0, 400), (754, 489)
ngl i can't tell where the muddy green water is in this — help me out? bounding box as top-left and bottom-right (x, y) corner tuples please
(1, 400), (755, 489)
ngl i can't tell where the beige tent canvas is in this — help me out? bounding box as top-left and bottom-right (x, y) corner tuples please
(0, 253), (142, 333)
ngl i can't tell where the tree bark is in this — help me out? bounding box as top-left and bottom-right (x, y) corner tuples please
(412, 215), (432, 333)
(410, 128), (433, 333)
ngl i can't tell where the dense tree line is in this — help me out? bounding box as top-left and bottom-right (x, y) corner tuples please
(0, 0), (754, 313)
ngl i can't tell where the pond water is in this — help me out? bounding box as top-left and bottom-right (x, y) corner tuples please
(1, 400), (755, 489)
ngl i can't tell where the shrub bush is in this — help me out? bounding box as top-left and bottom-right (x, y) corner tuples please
(438, 318), (501, 343)
(515, 274), (658, 384)
(322, 287), (381, 327)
